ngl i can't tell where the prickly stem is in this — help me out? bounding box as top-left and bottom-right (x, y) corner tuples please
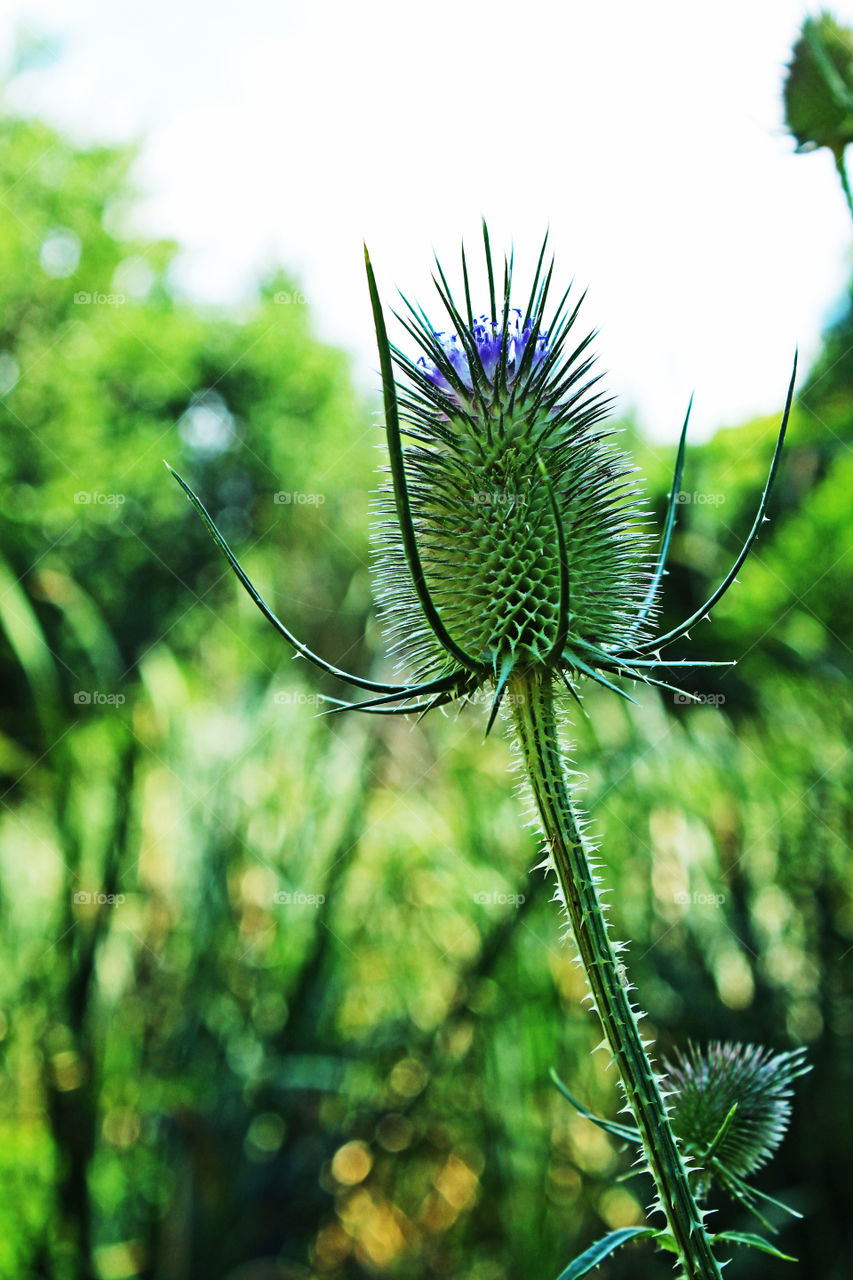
(510, 671), (723, 1280)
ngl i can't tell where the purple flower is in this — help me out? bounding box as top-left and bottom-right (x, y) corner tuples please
(417, 308), (549, 400)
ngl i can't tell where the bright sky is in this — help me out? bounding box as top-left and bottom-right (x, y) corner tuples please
(4, 0), (853, 441)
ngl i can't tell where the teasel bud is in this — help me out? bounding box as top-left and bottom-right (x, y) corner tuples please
(784, 13), (853, 157)
(664, 1042), (810, 1209)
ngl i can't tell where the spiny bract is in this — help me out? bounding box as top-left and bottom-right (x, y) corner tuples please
(664, 1041), (810, 1198)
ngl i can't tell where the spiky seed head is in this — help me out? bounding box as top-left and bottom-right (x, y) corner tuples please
(663, 1042), (809, 1197)
(371, 233), (655, 688)
(784, 13), (853, 156)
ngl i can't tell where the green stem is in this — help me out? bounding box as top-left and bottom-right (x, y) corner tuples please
(510, 671), (723, 1280)
(834, 147), (853, 223)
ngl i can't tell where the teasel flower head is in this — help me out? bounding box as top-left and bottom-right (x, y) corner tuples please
(166, 224), (795, 733)
(369, 226), (658, 708)
(353, 225), (795, 730)
(784, 12), (853, 158)
(664, 1042), (810, 1202)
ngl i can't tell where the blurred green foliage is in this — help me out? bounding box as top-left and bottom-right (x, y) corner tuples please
(784, 12), (853, 158)
(784, 12), (853, 218)
(1, 109), (851, 1280)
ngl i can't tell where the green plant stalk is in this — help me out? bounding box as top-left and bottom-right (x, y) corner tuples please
(834, 147), (853, 222)
(510, 670), (723, 1280)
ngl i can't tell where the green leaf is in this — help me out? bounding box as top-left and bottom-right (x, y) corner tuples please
(711, 1231), (796, 1262)
(0, 551), (62, 743)
(555, 1227), (659, 1279)
(549, 1069), (641, 1144)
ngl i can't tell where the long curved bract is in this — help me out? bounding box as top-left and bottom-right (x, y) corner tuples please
(318, 671), (467, 716)
(538, 456), (571, 667)
(167, 463), (419, 696)
(364, 248), (485, 675)
(629, 354), (797, 656)
(632, 393), (693, 631)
